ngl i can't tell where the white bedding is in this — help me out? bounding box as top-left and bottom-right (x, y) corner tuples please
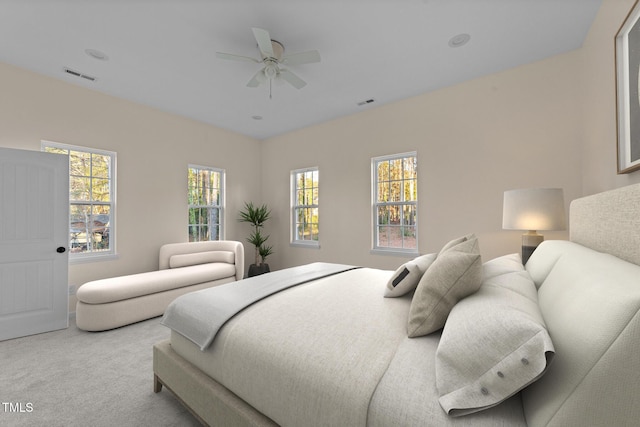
(162, 262), (357, 350)
(169, 267), (527, 426)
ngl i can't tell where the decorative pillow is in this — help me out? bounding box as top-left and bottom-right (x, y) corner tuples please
(384, 253), (437, 297)
(437, 233), (475, 256)
(169, 251), (235, 269)
(407, 235), (482, 337)
(435, 261), (554, 416)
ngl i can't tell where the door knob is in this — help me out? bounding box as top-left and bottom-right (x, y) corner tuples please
(56, 247), (66, 253)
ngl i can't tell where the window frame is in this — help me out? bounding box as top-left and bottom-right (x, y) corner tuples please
(188, 164), (225, 242)
(290, 166), (320, 248)
(41, 140), (117, 263)
(371, 152), (419, 256)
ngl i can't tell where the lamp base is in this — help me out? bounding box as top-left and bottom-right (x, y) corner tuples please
(522, 231), (544, 265)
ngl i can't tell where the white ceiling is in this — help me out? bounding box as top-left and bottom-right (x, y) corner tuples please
(0, 0), (602, 140)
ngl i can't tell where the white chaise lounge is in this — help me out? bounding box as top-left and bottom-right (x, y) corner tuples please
(76, 240), (244, 331)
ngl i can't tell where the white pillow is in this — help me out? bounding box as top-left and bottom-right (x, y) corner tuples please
(407, 235), (482, 337)
(169, 251), (235, 268)
(384, 253), (437, 297)
(482, 253), (524, 282)
(436, 256), (554, 416)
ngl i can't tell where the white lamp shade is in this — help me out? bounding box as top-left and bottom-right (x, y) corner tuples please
(502, 188), (566, 231)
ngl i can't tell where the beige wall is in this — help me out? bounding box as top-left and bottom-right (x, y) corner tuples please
(581, 0), (640, 194)
(0, 62), (262, 294)
(261, 50), (582, 271)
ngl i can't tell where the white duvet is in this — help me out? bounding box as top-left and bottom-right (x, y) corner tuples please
(169, 267), (526, 427)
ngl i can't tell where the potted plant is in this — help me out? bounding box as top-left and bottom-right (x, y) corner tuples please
(238, 202), (273, 276)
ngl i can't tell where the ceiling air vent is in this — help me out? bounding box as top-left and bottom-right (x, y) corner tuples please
(63, 67), (97, 82)
(357, 98), (375, 106)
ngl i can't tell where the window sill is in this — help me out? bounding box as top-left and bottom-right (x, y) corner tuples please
(69, 252), (119, 264)
(290, 241), (320, 249)
(370, 248), (418, 258)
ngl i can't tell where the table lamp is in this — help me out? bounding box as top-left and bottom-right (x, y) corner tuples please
(502, 188), (566, 264)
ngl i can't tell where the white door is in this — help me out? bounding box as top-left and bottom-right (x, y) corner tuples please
(0, 147), (69, 341)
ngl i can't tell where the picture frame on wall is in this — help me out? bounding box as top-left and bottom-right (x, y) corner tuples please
(615, 0), (640, 174)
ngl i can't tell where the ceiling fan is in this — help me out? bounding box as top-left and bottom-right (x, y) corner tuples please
(216, 28), (321, 98)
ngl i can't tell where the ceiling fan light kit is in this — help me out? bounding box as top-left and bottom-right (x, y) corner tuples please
(216, 27), (320, 98)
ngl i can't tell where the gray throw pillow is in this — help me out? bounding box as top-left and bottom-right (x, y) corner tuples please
(384, 253), (437, 297)
(435, 256), (554, 416)
(437, 233), (475, 256)
(407, 235), (482, 337)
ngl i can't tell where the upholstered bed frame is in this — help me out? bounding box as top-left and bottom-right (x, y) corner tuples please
(153, 183), (640, 426)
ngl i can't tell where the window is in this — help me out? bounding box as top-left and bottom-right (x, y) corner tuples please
(372, 152), (418, 253)
(188, 165), (224, 241)
(42, 141), (116, 260)
(291, 167), (319, 246)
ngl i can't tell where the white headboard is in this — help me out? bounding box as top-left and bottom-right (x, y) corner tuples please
(570, 183), (640, 266)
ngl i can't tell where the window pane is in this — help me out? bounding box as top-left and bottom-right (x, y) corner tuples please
(404, 178), (417, 202)
(199, 208), (209, 225)
(203, 226), (210, 241)
(70, 151), (90, 177)
(389, 204), (401, 226)
(304, 189), (313, 205)
(389, 180), (401, 202)
(401, 226), (417, 248)
(70, 176), (91, 201)
(69, 204), (111, 253)
(188, 225), (198, 242)
(92, 178), (110, 202)
(403, 204), (417, 225)
(377, 205), (390, 225)
(44, 146), (67, 155)
(403, 157), (417, 180)
(92, 153), (110, 178)
(377, 225), (391, 246)
(390, 158), (402, 180)
(89, 207), (110, 251)
(377, 182), (389, 203)
(377, 161), (389, 181)
(310, 207), (319, 240)
(210, 224), (219, 241)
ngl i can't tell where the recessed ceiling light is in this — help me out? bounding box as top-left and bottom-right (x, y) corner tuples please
(448, 33), (471, 48)
(85, 49), (109, 61)
(252, 115), (263, 120)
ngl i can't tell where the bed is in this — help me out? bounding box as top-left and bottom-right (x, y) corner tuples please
(153, 183), (640, 426)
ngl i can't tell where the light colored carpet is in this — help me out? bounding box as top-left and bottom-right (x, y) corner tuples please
(0, 316), (201, 427)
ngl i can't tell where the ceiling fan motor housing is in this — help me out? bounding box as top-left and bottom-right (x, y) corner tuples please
(261, 40), (284, 61)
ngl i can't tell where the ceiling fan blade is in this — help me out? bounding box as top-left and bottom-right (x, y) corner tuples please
(216, 52), (260, 63)
(281, 50), (321, 65)
(279, 69), (307, 89)
(246, 69), (264, 88)
(252, 27), (275, 58)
